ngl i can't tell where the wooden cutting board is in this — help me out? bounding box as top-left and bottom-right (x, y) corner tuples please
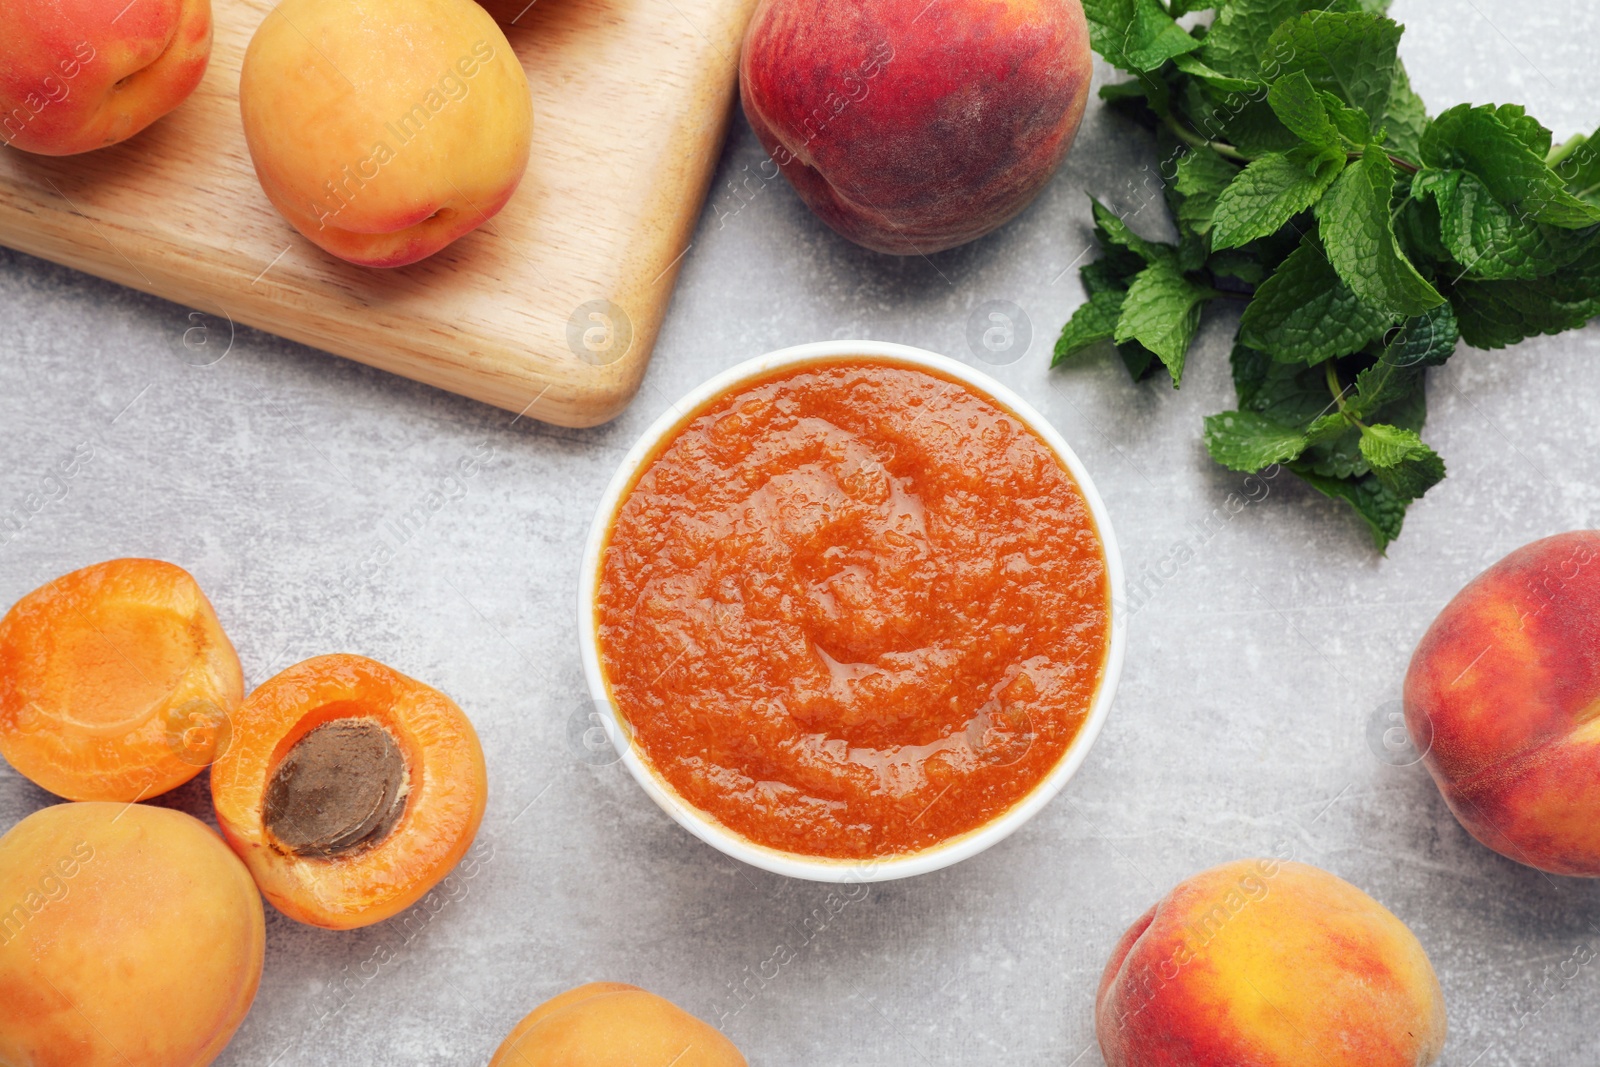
(0, 0), (759, 427)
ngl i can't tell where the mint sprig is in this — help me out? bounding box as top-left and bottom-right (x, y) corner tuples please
(1055, 0), (1600, 550)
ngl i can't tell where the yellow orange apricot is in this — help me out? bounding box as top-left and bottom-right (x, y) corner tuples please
(0, 801), (264, 1067)
(0, 558), (243, 802)
(489, 983), (747, 1067)
(211, 653), (487, 929)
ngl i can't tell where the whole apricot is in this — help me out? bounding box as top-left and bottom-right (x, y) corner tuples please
(212, 654), (487, 929)
(0, 558), (244, 802)
(239, 0), (532, 267)
(489, 983), (747, 1067)
(0, 802), (264, 1067)
(1096, 859), (1446, 1067)
(1405, 531), (1600, 876)
(0, 0), (210, 154)
(738, 0), (1092, 254)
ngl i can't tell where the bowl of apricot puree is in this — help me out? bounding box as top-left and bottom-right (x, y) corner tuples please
(579, 341), (1125, 881)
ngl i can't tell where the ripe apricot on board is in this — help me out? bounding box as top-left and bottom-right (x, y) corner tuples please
(0, 0), (211, 155)
(488, 983), (747, 1067)
(1095, 860), (1446, 1067)
(211, 653), (487, 929)
(0, 802), (265, 1067)
(239, 0), (532, 268)
(738, 0), (1093, 255)
(0, 558), (244, 802)
(1405, 530), (1600, 876)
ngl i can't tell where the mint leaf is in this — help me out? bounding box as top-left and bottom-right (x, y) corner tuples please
(1203, 410), (1309, 471)
(1267, 72), (1341, 147)
(1317, 146), (1446, 316)
(1554, 127), (1600, 205)
(1082, 0), (1200, 73)
(1202, 0), (1304, 78)
(1201, 0), (1363, 79)
(1240, 239), (1394, 361)
(1378, 303), (1459, 368)
(1091, 198), (1171, 265)
(1423, 104), (1600, 229)
(1173, 55), (1262, 94)
(1449, 247), (1600, 349)
(1268, 11), (1402, 120)
(1383, 63), (1428, 162)
(1415, 168), (1591, 281)
(1212, 147), (1344, 251)
(1232, 343), (1337, 424)
(1491, 104), (1553, 158)
(1172, 149), (1241, 238)
(1114, 259), (1215, 383)
(1294, 469), (1409, 550)
(1054, 290), (1127, 366)
(1359, 424), (1446, 499)
(1117, 341), (1163, 381)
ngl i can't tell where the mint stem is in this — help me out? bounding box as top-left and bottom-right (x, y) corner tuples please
(1547, 133), (1586, 171)
(1162, 114), (1250, 163)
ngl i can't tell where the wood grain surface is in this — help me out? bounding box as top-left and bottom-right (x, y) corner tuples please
(0, 0), (759, 426)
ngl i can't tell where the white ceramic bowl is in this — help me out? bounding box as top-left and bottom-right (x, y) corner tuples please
(577, 340), (1125, 882)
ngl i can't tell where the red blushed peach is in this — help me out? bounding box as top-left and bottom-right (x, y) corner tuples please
(0, 0), (211, 155)
(239, 0), (532, 268)
(738, 0), (1092, 255)
(1405, 531), (1600, 876)
(1096, 859), (1446, 1067)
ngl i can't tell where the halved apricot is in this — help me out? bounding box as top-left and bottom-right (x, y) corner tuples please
(489, 983), (748, 1066)
(0, 558), (243, 802)
(211, 653), (487, 929)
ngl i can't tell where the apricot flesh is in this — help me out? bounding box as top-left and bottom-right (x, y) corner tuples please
(0, 801), (264, 1067)
(738, 0), (1093, 254)
(212, 654), (487, 929)
(489, 983), (747, 1067)
(1405, 530), (1600, 876)
(1095, 859), (1446, 1067)
(239, 0), (532, 267)
(0, 0), (211, 155)
(0, 558), (244, 802)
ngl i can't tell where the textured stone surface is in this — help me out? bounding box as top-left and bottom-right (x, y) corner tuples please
(3, 1), (1600, 1063)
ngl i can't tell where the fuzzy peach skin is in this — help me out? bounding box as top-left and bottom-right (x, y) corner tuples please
(1095, 859), (1446, 1067)
(0, 0), (210, 154)
(1404, 531), (1600, 876)
(239, 0), (532, 268)
(488, 983), (747, 1067)
(738, 0), (1091, 255)
(0, 802), (264, 1067)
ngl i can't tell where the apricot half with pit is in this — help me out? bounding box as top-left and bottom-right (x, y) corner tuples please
(212, 653), (487, 928)
(488, 983), (747, 1067)
(0, 558), (244, 802)
(0, 801), (264, 1067)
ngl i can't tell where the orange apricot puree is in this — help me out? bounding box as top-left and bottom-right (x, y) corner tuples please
(595, 359), (1110, 859)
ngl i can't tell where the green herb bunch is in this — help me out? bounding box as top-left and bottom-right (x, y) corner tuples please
(1055, 0), (1600, 549)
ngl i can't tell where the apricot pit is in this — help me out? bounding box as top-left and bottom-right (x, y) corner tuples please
(212, 653), (487, 929)
(262, 718), (410, 858)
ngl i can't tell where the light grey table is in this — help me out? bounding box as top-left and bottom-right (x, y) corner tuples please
(3, 1), (1599, 1062)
